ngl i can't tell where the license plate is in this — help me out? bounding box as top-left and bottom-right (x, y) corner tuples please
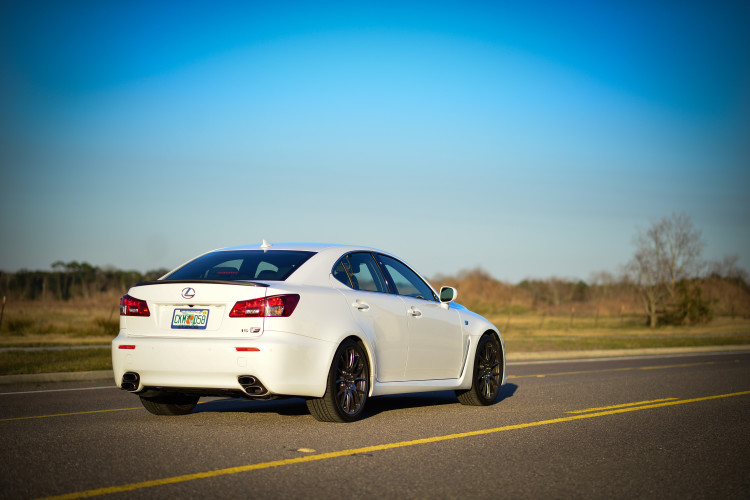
(171, 309), (209, 329)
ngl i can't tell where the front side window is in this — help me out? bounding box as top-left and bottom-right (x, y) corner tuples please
(165, 250), (315, 282)
(332, 252), (388, 293)
(376, 254), (437, 301)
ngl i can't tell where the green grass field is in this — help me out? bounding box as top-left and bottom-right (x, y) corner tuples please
(1, 313), (748, 375)
(491, 314), (750, 353)
(0, 348), (112, 375)
(2, 271), (748, 375)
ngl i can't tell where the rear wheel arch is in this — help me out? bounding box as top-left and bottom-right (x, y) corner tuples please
(330, 334), (374, 392)
(306, 337), (371, 422)
(341, 334), (374, 395)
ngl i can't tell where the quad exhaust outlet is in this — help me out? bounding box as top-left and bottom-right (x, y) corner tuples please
(121, 372), (140, 392)
(238, 375), (267, 396)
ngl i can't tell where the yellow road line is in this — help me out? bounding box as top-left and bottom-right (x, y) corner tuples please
(3, 361), (727, 423)
(639, 362), (716, 370)
(0, 360), (737, 422)
(509, 367), (632, 379)
(565, 398), (678, 414)
(508, 360), (719, 379)
(0, 399), (223, 422)
(0, 407), (142, 422)
(39, 390), (750, 500)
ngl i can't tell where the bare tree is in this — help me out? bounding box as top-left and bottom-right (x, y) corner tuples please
(627, 212), (704, 327)
(708, 254), (749, 282)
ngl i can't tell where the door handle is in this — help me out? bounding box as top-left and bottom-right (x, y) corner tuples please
(352, 301), (370, 311)
(408, 307), (422, 317)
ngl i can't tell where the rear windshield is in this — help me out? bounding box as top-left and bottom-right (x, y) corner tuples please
(164, 250), (315, 282)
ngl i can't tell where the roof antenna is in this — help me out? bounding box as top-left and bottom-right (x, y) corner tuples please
(260, 239), (272, 251)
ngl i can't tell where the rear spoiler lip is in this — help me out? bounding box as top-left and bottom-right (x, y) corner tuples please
(133, 279), (270, 288)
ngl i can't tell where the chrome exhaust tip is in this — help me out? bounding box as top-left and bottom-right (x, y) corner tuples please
(121, 372), (140, 392)
(238, 375), (267, 396)
(238, 375), (256, 386)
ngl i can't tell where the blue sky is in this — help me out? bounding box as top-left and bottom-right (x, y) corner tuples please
(1, 1), (748, 283)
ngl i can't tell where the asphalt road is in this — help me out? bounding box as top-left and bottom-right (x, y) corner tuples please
(1, 352), (748, 499)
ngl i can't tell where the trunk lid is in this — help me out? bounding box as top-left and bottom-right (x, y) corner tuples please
(122, 281), (268, 338)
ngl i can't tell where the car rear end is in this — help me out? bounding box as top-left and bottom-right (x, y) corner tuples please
(112, 249), (335, 400)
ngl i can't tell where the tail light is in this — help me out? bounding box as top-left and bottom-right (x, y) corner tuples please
(120, 294), (151, 317)
(229, 294), (300, 318)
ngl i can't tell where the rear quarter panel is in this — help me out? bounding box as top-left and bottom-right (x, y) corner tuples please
(262, 283), (361, 343)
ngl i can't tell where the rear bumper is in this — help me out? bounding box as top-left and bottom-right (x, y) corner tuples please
(111, 329), (335, 398)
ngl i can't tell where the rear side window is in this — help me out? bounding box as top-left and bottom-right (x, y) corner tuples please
(165, 250), (315, 282)
(332, 252), (388, 293)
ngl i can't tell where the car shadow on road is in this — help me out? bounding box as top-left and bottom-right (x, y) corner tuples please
(193, 383), (519, 420)
(363, 383), (519, 419)
(193, 397), (310, 417)
(498, 382), (519, 401)
(194, 394), (457, 420)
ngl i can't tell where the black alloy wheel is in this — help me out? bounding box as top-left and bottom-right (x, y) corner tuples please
(307, 339), (369, 422)
(456, 334), (503, 406)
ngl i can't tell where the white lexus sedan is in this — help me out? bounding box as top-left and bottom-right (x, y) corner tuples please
(113, 242), (505, 422)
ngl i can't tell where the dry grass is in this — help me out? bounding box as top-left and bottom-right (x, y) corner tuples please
(0, 348), (112, 375)
(490, 313), (750, 337)
(2, 279), (747, 375)
(490, 313), (750, 352)
(0, 292), (120, 345)
(0, 293), (748, 352)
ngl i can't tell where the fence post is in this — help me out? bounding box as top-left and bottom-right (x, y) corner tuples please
(504, 287), (514, 331)
(0, 296), (6, 333)
(569, 306), (575, 329)
(594, 304), (599, 328)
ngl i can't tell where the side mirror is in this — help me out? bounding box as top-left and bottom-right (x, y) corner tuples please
(439, 286), (458, 303)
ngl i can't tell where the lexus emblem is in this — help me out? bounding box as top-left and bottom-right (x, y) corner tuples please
(181, 287), (196, 299)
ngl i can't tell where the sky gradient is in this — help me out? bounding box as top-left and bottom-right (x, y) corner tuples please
(1, 1), (748, 283)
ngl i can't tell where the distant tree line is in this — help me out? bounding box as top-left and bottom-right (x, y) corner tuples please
(0, 261), (169, 301)
(434, 214), (749, 327)
(436, 266), (748, 327)
(2, 214), (748, 328)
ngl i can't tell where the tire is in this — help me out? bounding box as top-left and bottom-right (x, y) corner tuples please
(456, 334), (503, 406)
(139, 392), (199, 416)
(306, 339), (370, 422)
